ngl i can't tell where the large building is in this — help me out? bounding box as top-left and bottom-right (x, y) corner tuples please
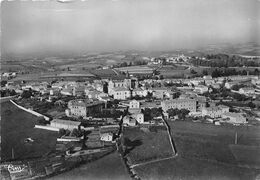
(50, 119), (81, 130)
(201, 105), (229, 118)
(111, 87), (131, 100)
(66, 99), (104, 118)
(108, 78), (138, 95)
(161, 99), (197, 112)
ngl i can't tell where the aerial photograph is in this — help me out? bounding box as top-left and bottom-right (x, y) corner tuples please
(0, 0), (260, 179)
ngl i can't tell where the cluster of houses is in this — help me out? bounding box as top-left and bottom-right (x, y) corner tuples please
(5, 74), (260, 131)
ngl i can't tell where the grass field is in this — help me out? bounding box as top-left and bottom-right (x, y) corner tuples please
(1, 101), (58, 161)
(134, 156), (260, 180)
(122, 127), (173, 165)
(133, 121), (260, 180)
(169, 121), (260, 165)
(48, 152), (131, 180)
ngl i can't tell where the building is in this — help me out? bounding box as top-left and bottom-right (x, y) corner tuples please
(73, 86), (85, 96)
(123, 115), (136, 126)
(150, 87), (171, 99)
(239, 88), (255, 96)
(222, 112), (247, 124)
(66, 99), (104, 118)
(129, 100), (140, 109)
(194, 85), (208, 94)
(132, 88), (148, 97)
(100, 133), (114, 142)
(132, 113), (144, 124)
(161, 99), (197, 112)
(60, 88), (73, 96)
(50, 119), (81, 130)
(201, 105), (229, 118)
(111, 87), (131, 100)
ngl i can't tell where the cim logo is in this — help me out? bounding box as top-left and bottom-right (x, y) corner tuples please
(7, 164), (27, 174)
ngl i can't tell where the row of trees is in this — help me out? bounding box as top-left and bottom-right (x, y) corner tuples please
(0, 89), (17, 97)
(113, 60), (148, 68)
(166, 108), (190, 120)
(209, 68), (259, 78)
(142, 108), (162, 121)
(190, 54), (260, 67)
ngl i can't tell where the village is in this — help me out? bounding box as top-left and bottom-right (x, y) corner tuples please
(1, 54), (260, 179)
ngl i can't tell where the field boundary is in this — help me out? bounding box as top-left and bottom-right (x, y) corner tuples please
(10, 99), (50, 121)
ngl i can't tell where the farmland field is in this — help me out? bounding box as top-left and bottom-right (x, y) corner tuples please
(48, 151), (131, 180)
(134, 156), (259, 180)
(1, 101), (58, 161)
(132, 121), (260, 180)
(122, 126), (174, 165)
(169, 121), (260, 165)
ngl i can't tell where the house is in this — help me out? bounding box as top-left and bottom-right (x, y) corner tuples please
(100, 133), (113, 142)
(239, 88), (255, 96)
(132, 88), (148, 97)
(66, 99), (104, 118)
(222, 112), (247, 124)
(50, 88), (60, 96)
(111, 87), (131, 100)
(61, 88), (73, 96)
(161, 98), (197, 112)
(73, 86), (85, 96)
(129, 100), (140, 109)
(50, 119), (81, 130)
(150, 87), (171, 99)
(132, 113), (144, 124)
(194, 85), (208, 94)
(123, 115), (136, 126)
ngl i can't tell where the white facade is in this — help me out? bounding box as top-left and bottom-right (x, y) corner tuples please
(161, 99), (197, 112)
(100, 133), (113, 142)
(112, 88), (131, 100)
(201, 105), (229, 118)
(129, 100), (140, 109)
(194, 85), (208, 94)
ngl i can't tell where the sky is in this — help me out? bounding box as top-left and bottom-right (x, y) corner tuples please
(1, 0), (260, 58)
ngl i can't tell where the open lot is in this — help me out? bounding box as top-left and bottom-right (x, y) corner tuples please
(48, 151), (131, 180)
(1, 101), (58, 161)
(122, 126), (173, 165)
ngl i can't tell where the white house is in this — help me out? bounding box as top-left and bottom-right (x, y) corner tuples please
(129, 100), (140, 109)
(194, 85), (208, 94)
(100, 133), (113, 142)
(132, 113), (144, 124)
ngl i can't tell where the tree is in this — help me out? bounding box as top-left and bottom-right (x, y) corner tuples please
(202, 70), (208, 76)
(190, 69), (197, 74)
(167, 108), (179, 117)
(248, 102), (256, 109)
(71, 128), (82, 137)
(1, 80), (7, 87)
(37, 116), (47, 125)
(21, 90), (32, 99)
(59, 128), (66, 137)
(178, 109), (190, 119)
